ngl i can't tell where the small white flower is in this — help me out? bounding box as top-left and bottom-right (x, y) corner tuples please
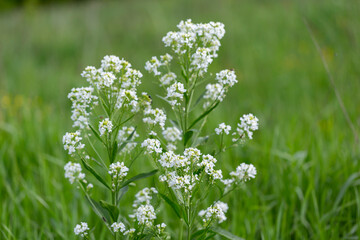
(203, 83), (226, 109)
(132, 204), (157, 226)
(133, 187), (158, 208)
(215, 123), (231, 135)
(124, 228), (136, 236)
(63, 131), (85, 155)
(230, 163), (257, 182)
(143, 108), (167, 129)
(101, 55), (123, 73)
(64, 162), (85, 184)
(99, 118), (113, 136)
(216, 69), (237, 87)
(115, 89), (139, 112)
(141, 138), (162, 154)
(232, 113), (259, 141)
(160, 53), (173, 65)
(162, 127), (182, 142)
(166, 82), (186, 107)
(198, 201), (228, 224)
(190, 47), (213, 76)
(155, 223), (167, 234)
(111, 222), (126, 233)
(68, 87), (98, 129)
(159, 72), (176, 86)
(74, 222), (89, 237)
(145, 56), (162, 76)
(108, 162), (129, 186)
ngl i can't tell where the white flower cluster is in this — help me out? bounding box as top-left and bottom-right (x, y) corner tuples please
(198, 201), (229, 225)
(108, 162), (129, 188)
(190, 47), (213, 76)
(222, 163), (257, 190)
(203, 69), (237, 109)
(99, 118), (113, 136)
(215, 123), (231, 135)
(231, 163), (257, 182)
(82, 56), (141, 91)
(162, 19), (225, 58)
(162, 127), (182, 143)
(132, 204), (157, 226)
(145, 54), (173, 76)
(130, 188), (159, 226)
(198, 154), (223, 182)
(68, 87), (98, 129)
(216, 69), (238, 87)
(132, 187), (158, 208)
(141, 138), (162, 154)
(160, 72), (177, 86)
(62, 131), (85, 155)
(158, 148), (222, 193)
(74, 222), (89, 237)
(117, 126), (139, 153)
(64, 161), (85, 184)
(155, 223), (167, 235)
(111, 222), (126, 233)
(166, 82), (186, 107)
(143, 107), (167, 130)
(115, 89), (139, 112)
(232, 113), (259, 142)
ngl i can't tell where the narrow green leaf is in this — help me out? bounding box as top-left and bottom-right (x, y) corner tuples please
(189, 102), (219, 129)
(209, 227), (244, 240)
(191, 229), (207, 239)
(89, 124), (103, 143)
(184, 130), (194, 147)
(117, 185), (129, 202)
(192, 91), (206, 109)
(110, 140), (118, 163)
(170, 119), (180, 129)
(84, 195), (111, 224)
(117, 128), (136, 155)
(194, 135), (209, 147)
(158, 193), (182, 219)
(205, 233), (216, 239)
(80, 158), (111, 190)
(100, 200), (119, 222)
(100, 97), (111, 117)
(119, 169), (158, 188)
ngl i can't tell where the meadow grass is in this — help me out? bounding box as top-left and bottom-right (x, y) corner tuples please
(1, 0), (360, 239)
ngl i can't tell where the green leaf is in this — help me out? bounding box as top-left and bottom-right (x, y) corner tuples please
(119, 169), (158, 188)
(192, 91), (206, 110)
(170, 119), (180, 129)
(99, 97), (111, 117)
(117, 185), (129, 202)
(194, 135), (209, 147)
(191, 229), (207, 239)
(100, 200), (119, 222)
(84, 195), (111, 224)
(209, 227), (245, 240)
(184, 130), (194, 147)
(117, 128), (136, 155)
(158, 193), (182, 219)
(80, 158), (111, 190)
(189, 101), (219, 129)
(205, 233), (216, 239)
(110, 140), (118, 163)
(89, 124), (103, 143)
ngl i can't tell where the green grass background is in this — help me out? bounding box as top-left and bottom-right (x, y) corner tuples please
(1, 0), (360, 239)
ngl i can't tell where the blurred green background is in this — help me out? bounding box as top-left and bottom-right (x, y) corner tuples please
(1, 0), (360, 239)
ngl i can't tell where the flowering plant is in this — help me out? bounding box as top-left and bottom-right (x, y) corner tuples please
(63, 19), (259, 240)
